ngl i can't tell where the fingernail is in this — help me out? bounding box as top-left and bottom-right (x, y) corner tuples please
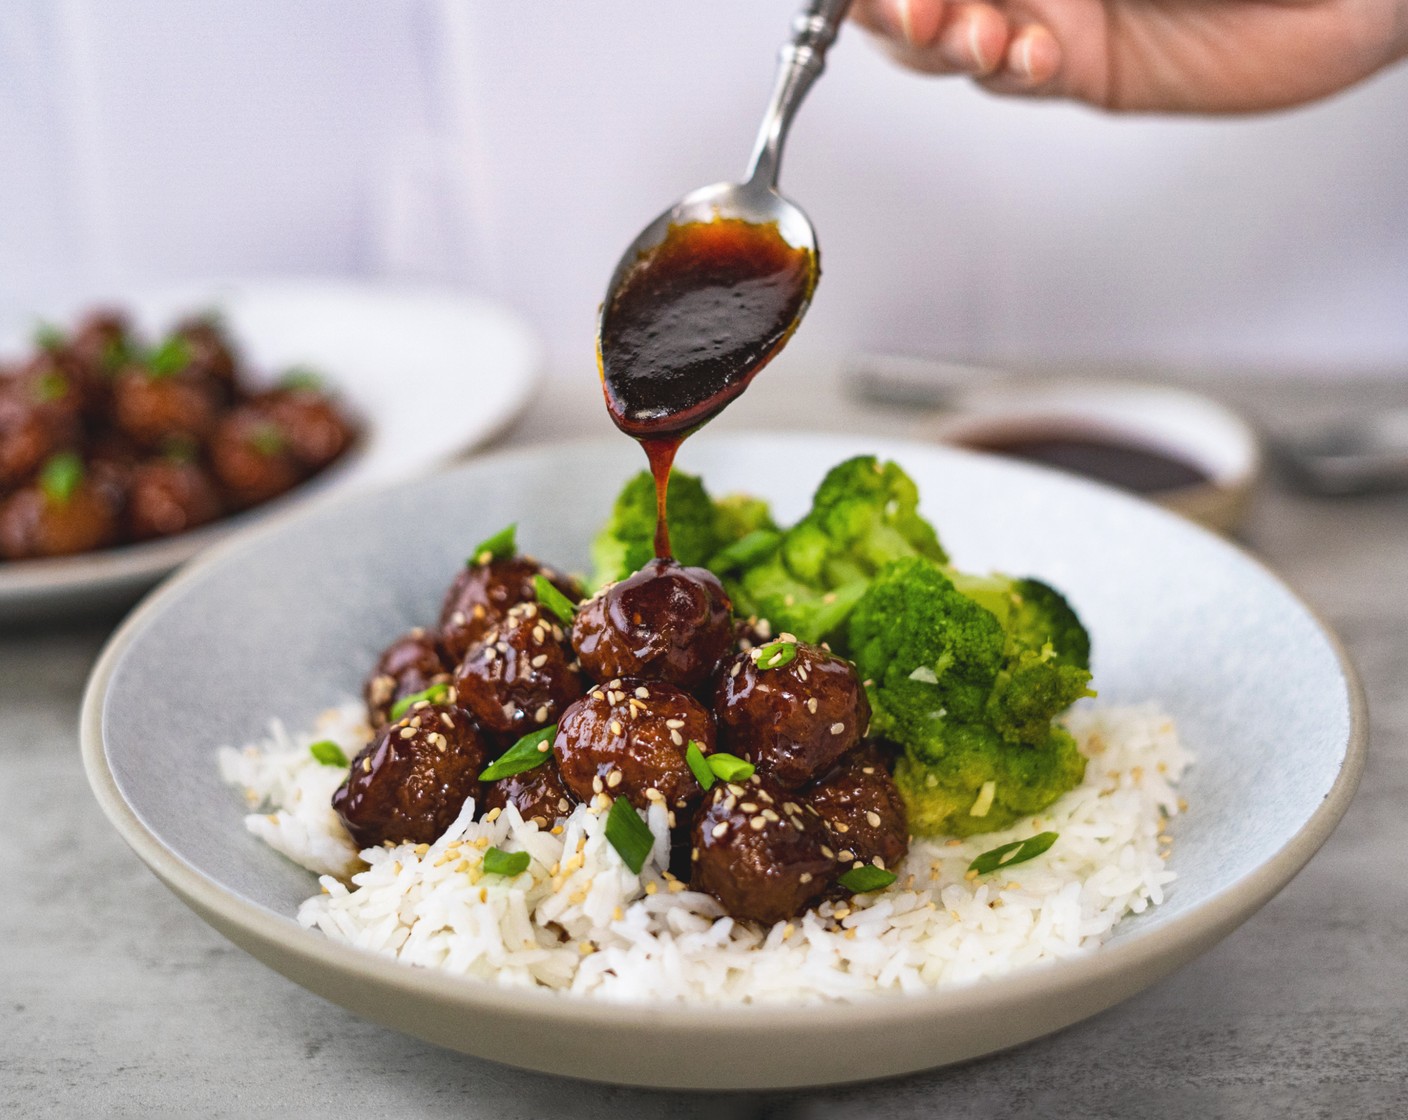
(1011, 34), (1034, 79)
(895, 0), (917, 46)
(968, 18), (991, 73)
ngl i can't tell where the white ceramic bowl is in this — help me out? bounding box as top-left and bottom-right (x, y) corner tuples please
(924, 381), (1262, 534)
(0, 278), (542, 621)
(81, 432), (1364, 1089)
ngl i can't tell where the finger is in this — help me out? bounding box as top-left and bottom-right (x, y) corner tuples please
(873, 2), (1013, 77)
(979, 22), (1063, 95)
(850, 0), (946, 49)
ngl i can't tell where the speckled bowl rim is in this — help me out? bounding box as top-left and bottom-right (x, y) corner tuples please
(80, 433), (1367, 1090)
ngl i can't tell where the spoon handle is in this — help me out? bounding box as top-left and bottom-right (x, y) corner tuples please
(746, 0), (854, 191)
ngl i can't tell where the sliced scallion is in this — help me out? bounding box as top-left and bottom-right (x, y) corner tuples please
(482, 846), (531, 877)
(707, 753), (755, 783)
(146, 336), (192, 379)
(389, 682), (450, 721)
(533, 574), (578, 626)
(969, 832), (1059, 876)
(479, 724), (557, 781)
(754, 640), (798, 671)
(605, 796), (653, 874)
(469, 523), (517, 566)
(309, 740), (349, 767)
(685, 740), (714, 791)
(39, 452), (84, 505)
(838, 865), (898, 893)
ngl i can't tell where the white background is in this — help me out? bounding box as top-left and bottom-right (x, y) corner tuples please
(2, 0), (1406, 383)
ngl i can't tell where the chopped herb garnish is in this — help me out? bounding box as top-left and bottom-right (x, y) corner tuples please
(33, 372), (69, 403)
(469, 523), (517, 567)
(479, 723), (557, 781)
(146, 336), (192, 379)
(161, 435), (200, 464)
(279, 366), (325, 392)
(248, 422), (287, 457)
(605, 796), (654, 874)
(389, 682), (450, 721)
(969, 832), (1059, 876)
(533, 574), (578, 625)
(101, 337), (130, 372)
(685, 740), (714, 790)
(707, 753), (755, 783)
(482, 846), (531, 877)
(754, 640), (798, 671)
(32, 322), (65, 351)
(838, 865), (898, 893)
(309, 740), (348, 767)
(39, 452), (84, 505)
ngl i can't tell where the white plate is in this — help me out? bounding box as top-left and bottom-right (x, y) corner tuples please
(1, 278), (541, 621)
(81, 433), (1366, 1089)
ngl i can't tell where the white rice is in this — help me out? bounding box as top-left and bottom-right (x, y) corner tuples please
(218, 701), (1191, 1003)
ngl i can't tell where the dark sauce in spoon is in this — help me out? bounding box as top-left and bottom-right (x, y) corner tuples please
(598, 217), (816, 558)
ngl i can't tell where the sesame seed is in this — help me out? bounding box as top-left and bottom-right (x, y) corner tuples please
(866, 811), (882, 828)
(535, 705), (549, 722)
(399, 727), (415, 739)
(536, 741), (550, 752)
(669, 730), (683, 746)
(607, 770), (623, 788)
(830, 722), (845, 735)
(861, 766), (876, 775)
(740, 802), (758, 812)
(591, 776), (604, 793)
(839, 849), (855, 862)
(711, 822), (728, 838)
(483, 647), (497, 661)
(749, 817), (766, 831)
(533, 627), (546, 644)
(644, 788), (664, 802)
(806, 697), (818, 713)
(667, 811), (677, 827)
(820, 846), (835, 860)
(730, 662), (742, 678)
(361, 757), (371, 772)
(665, 718), (685, 729)
(833, 822), (850, 833)
(635, 686), (650, 699)
(531, 653), (547, 668)
(798, 873), (812, 884)
(610, 720), (623, 736)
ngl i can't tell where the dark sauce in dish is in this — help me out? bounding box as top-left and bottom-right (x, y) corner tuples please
(967, 431), (1210, 494)
(598, 218), (816, 558)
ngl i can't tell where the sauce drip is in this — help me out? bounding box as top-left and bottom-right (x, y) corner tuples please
(967, 431), (1211, 494)
(598, 217), (816, 558)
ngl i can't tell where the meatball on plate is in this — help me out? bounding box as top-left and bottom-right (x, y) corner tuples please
(0, 279), (540, 620)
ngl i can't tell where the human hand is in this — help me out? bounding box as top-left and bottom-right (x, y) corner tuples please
(851, 0), (1408, 112)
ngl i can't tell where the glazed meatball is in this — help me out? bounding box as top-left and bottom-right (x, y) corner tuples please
(208, 406), (304, 508)
(0, 383), (81, 488)
(124, 459), (224, 541)
(439, 555), (582, 663)
(571, 558), (733, 691)
(332, 702), (488, 849)
(170, 316), (239, 397)
(714, 641), (871, 788)
(554, 678), (715, 810)
(68, 309), (130, 374)
(690, 772), (837, 925)
(803, 745), (909, 874)
(0, 468), (119, 559)
(482, 758), (579, 828)
(453, 601), (585, 738)
(111, 366), (220, 450)
(252, 387), (355, 470)
(364, 628), (451, 728)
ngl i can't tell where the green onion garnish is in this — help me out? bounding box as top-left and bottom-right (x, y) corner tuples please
(101, 337), (129, 372)
(39, 452), (84, 505)
(146, 336), (192, 379)
(309, 740), (349, 767)
(838, 865), (898, 893)
(278, 366), (325, 392)
(708, 529), (781, 572)
(248, 422), (286, 457)
(605, 796), (654, 874)
(969, 832), (1059, 876)
(482, 846), (531, 877)
(32, 322), (65, 351)
(754, 640), (798, 671)
(533, 574), (578, 626)
(707, 753), (755, 783)
(469, 523), (517, 567)
(685, 740), (714, 790)
(389, 682), (450, 721)
(479, 724), (557, 781)
(33, 372), (69, 403)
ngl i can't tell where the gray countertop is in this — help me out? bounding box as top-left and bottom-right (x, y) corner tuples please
(4, 365), (1406, 1119)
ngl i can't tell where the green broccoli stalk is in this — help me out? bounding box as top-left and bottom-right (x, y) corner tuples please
(590, 469), (777, 591)
(848, 558), (1093, 837)
(724, 456), (950, 643)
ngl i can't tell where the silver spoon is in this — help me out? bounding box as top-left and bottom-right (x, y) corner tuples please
(600, 0), (853, 316)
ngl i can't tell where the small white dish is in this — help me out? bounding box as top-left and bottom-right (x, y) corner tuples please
(0, 278), (542, 621)
(82, 432), (1364, 1089)
(924, 381), (1262, 534)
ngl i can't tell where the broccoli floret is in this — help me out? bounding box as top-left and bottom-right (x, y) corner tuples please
(948, 572), (1091, 670)
(848, 558), (1091, 838)
(724, 456), (949, 643)
(893, 724), (1087, 836)
(590, 470), (778, 591)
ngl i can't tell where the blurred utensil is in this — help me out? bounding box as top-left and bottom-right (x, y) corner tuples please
(1273, 410), (1408, 495)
